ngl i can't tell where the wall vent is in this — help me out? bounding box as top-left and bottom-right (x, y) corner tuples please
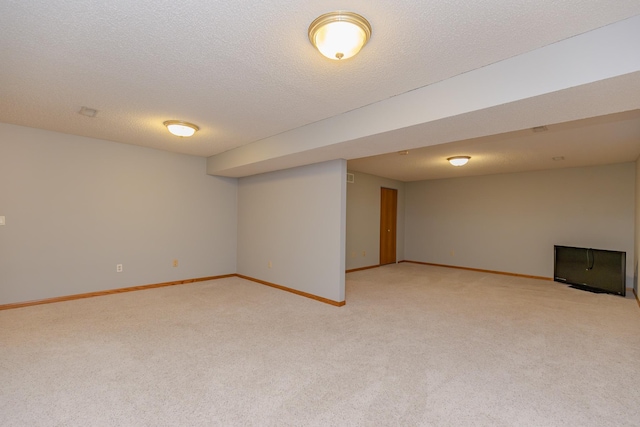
(346, 173), (355, 183)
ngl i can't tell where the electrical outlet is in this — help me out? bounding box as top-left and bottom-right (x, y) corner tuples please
(116, 264), (123, 273)
(173, 259), (179, 267)
(268, 261), (272, 269)
(362, 250), (366, 257)
(450, 250), (455, 256)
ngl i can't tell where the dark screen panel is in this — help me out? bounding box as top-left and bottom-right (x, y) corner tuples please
(554, 246), (625, 296)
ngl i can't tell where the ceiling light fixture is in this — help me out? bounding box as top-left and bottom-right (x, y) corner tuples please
(308, 11), (372, 60)
(447, 156), (471, 166)
(163, 120), (199, 137)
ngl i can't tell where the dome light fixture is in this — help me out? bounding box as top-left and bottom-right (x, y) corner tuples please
(163, 120), (199, 137)
(308, 11), (372, 60)
(447, 156), (471, 167)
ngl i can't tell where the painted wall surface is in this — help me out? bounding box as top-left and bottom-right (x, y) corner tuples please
(635, 158), (640, 296)
(405, 163), (635, 286)
(0, 124), (238, 305)
(346, 171), (405, 270)
(237, 160), (346, 302)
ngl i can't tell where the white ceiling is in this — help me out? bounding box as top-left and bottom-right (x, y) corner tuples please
(2, 1), (640, 180)
(348, 110), (640, 181)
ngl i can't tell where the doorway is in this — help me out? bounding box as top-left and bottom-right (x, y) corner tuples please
(380, 187), (397, 265)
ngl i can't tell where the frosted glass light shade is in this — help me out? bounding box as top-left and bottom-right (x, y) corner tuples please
(447, 156), (471, 166)
(309, 12), (372, 60)
(163, 120), (199, 137)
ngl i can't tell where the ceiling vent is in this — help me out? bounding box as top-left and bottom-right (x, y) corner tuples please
(78, 106), (98, 117)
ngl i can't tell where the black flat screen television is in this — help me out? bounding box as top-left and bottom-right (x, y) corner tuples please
(554, 245), (626, 296)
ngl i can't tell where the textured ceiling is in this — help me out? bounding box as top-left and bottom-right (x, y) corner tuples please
(1, 1), (640, 178)
(348, 110), (640, 181)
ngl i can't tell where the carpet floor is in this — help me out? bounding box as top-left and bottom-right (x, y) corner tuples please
(1, 263), (639, 426)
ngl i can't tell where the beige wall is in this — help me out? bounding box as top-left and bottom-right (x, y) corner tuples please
(405, 163), (635, 286)
(346, 171), (405, 270)
(237, 160), (346, 302)
(0, 124), (238, 305)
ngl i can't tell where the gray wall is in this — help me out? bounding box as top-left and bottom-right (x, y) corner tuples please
(237, 160), (346, 302)
(405, 163), (635, 286)
(346, 171), (405, 270)
(0, 124), (238, 305)
(635, 158), (640, 296)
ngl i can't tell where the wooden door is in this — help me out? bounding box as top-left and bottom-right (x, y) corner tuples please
(380, 187), (397, 265)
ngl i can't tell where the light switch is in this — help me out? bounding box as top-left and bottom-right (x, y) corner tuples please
(0, 216), (4, 226)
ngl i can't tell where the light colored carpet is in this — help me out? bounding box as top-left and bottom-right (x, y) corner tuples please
(1, 263), (639, 426)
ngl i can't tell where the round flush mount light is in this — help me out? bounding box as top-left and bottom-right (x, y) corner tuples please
(447, 156), (471, 166)
(308, 11), (372, 60)
(163, 120), (199, 137)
